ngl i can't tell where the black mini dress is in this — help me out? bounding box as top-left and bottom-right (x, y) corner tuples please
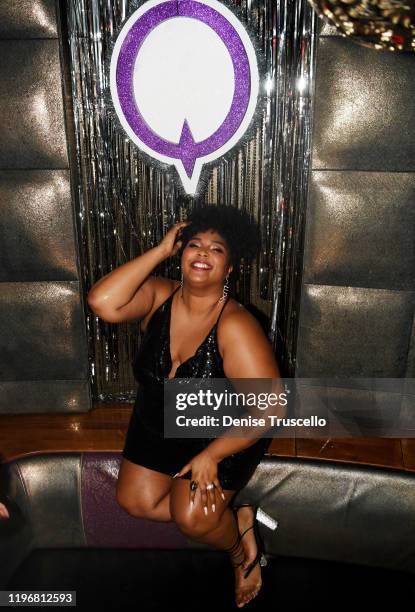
(122, 284), (271, 491)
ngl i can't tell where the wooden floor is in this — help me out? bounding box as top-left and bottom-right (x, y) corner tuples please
(0, 403), (415, 471)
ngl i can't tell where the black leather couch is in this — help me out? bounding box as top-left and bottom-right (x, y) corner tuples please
(1, 452), (415, 609)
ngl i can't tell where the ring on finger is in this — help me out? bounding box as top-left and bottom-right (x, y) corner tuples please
(206, 483), (215, 491)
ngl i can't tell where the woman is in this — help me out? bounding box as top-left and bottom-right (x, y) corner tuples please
(87, 204), (282, 608)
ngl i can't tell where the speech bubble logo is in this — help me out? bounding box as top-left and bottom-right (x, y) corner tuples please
(110, 0), (259, 195)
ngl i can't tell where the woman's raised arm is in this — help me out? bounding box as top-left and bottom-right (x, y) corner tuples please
(87, 221), (187, 323)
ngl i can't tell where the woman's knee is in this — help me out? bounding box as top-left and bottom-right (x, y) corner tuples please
(116, 490), (143, 517)
(116, 484), (154, 518)
(172, 505), (222, 537)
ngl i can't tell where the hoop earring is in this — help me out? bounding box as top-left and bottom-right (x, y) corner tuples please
(219, 274), (230, 304)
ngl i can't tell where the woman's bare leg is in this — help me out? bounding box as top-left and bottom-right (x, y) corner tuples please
(116, 458), (173, 522)
(116, 462), (257, 567)
(116, 463), (260, 606)
(234, 506), (258, 565)
(170, 479), (262, 608)
(117, 459), (257, 576)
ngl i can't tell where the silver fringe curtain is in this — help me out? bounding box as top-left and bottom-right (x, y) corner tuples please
(65, 0), (318, 401)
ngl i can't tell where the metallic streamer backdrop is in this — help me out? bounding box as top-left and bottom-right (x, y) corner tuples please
(64, 0), (318, 401)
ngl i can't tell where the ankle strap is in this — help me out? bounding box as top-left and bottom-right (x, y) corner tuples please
(224, 532), (246, 569)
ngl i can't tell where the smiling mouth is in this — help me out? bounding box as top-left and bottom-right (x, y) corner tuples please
(191, 261), (212, 270)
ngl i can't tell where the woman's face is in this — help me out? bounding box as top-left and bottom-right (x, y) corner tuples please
(181, 229), (233, 288)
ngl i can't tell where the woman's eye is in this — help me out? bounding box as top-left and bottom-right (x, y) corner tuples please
(187, 242), (223, 253)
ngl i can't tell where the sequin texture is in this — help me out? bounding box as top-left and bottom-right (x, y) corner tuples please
(122, 285), (271, 490)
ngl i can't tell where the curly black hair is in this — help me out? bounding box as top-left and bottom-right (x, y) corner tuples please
(177, 204), (261, 267)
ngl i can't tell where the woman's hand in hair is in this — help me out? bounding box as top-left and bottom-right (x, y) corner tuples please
(159, 222), (189, 259)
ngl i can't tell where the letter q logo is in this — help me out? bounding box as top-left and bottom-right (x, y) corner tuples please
(110, 0), (260, 195)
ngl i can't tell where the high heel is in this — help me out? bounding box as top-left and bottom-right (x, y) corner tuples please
(234, 503), (279, 531)
(233, 504), (277, 578)
(228, 512), (265, 608)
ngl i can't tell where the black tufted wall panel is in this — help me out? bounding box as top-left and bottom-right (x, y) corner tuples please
(296, 25), (415, 426)
(312, 39), (415, 172)
(0, 171), (77, 280)
(297, 284), (413, 378)
(304, 172), (415, 292)
(0, 1), (58, 39)
(0, 40), (69, 169)
(0, 1), (90, 413)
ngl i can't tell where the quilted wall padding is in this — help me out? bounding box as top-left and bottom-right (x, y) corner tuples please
(0, 1), (91, 413)
(295, 28), (415, 428)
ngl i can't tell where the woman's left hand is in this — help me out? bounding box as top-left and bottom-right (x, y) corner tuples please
(174, 450), (226, 515)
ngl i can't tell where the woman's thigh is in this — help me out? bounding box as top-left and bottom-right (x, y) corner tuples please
(116, 457), (172, 514)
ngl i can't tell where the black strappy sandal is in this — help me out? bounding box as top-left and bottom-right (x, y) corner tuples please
(226, 524), (264, 608)
(234, 504), (268, 578)
(224, 528), (246, 571)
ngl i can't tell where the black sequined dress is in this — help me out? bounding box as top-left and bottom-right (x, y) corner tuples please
(122, 284), (271, 490)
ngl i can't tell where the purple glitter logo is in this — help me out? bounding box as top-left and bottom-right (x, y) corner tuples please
(110, 0), (259, 194)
